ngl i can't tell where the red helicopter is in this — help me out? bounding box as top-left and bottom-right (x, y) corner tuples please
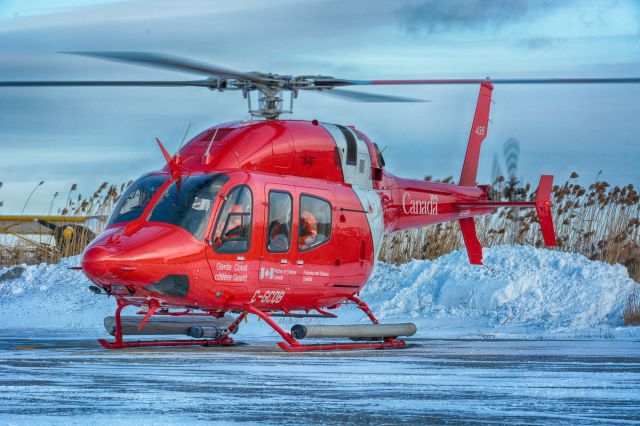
(3, 52), (638, 351)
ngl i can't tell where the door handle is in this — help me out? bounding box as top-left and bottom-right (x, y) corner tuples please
(296, 260), (304, 265)
(280, 259), (288, 264)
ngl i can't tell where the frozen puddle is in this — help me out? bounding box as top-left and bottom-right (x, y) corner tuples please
(0, 332), (639, 424)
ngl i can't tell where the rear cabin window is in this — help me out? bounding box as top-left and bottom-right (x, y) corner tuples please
(212, 185), (253, 253)
(298, 195), (331, 251)
(267, 191), (292, 253)
(338, 125), (357, 166)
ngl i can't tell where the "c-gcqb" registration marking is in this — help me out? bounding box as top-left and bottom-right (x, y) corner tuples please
(249, 289), (285, 304)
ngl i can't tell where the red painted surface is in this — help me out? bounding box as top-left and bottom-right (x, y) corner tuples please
(83, 84), (556, 351)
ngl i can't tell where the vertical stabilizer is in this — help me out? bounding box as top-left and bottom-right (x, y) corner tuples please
(459, 82), (493, 186)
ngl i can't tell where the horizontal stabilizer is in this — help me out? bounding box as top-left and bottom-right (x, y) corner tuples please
(454, 175), (556, 264)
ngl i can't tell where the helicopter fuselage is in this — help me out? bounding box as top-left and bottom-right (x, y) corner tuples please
(82, 119), (495, 314)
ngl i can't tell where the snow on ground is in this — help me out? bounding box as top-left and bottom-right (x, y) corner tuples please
(0, 245), (638, 338)
(0, 256), (110, 331)
(362, 245), (640, 338)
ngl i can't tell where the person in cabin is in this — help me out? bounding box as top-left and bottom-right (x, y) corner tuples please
(267, 197), (291, 252)
(298, 210), (318, 249)
(213, 204), (247, 250)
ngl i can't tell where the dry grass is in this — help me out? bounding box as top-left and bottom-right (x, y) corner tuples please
(379, 173), (640, 282)
(623, 287), (640, 325)
(2, 174), (639, 282)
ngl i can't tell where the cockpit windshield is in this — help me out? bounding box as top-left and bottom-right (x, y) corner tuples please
(148, 174), (229, 240)
(107, 174), (169, 227)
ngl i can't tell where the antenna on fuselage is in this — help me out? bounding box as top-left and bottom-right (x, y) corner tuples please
(174, 122), (191, 164)
(178, 123), (191, 150)
(202, 127), (220, 165)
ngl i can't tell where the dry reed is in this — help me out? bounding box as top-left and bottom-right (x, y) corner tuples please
(623, 287), (640, 325)
(2, 174), (639, 283)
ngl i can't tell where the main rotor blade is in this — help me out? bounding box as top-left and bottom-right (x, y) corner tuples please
(316, 88), (427, 103)
(314, 77), (640, 87)
(0, 80), (215, 87)
(64, 51), (271, 83)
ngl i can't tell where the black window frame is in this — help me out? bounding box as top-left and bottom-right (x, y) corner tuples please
(212, 184), (253, 254)
(298, 193), (332, 252)
(266, 190), (293, 253)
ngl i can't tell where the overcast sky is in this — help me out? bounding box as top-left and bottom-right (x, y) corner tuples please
(0, 0), (639, 214)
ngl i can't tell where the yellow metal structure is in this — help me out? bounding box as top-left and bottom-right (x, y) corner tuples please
(0, 215), (107, 236)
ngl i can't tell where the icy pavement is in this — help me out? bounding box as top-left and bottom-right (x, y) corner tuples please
(1, 245), (639, 423)
(0, 332), (639, 425)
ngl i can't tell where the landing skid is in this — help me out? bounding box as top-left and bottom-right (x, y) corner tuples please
(245, 295), (406, 352)
(97, 337), (234, 349)
(276, 340), (406, 352)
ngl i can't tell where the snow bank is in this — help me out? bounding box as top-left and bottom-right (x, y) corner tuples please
(0, 245), (637, 338)
(361, 245), (639, 338)
(0, 256), (111, 331)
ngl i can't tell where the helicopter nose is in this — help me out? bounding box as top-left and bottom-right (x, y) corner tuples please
(81, 223), (203, 296)
(82, 245), (121, 280)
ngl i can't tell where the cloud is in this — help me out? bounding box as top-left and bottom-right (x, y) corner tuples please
(515, 37), (557, 50)
(0, 0), (638, 213)
(397, 0), (562, 34)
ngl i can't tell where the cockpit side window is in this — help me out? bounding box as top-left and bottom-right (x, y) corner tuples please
(212, 185), (253, 253)
(107, 174), (169, 227)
